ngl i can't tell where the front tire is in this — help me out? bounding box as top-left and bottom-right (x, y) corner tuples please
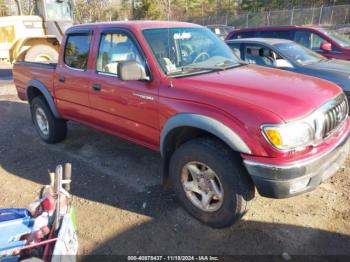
(30, 96), (67, 144)
(169, 137), (255, 228)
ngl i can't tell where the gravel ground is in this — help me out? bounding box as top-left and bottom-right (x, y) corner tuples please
(0, 62), (349, 259)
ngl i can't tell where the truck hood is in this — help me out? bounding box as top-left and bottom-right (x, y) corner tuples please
(173, 64), (342, 122)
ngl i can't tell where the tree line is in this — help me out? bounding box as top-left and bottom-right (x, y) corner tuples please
(121, 0), (350, 21)
(1, 0), (349, 22)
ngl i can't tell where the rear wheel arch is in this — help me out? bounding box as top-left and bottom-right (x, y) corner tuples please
(160, 114), (251, 188)
(26, 80), (61, 119)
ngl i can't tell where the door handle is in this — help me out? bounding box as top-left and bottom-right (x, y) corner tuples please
(92, 83), (101, 91)
(58, 76), (65, 83)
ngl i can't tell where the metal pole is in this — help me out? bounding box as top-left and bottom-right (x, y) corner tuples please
(168, 0), (171, 21)
(318, 5), (323, 25)
(330, 10), (333, 25)
(132, 0), (135, 19)
(290, 7), (294, 25)
(246, 13), (249, 28)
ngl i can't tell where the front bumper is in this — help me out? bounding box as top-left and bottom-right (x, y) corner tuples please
(244, 128), (350, 199)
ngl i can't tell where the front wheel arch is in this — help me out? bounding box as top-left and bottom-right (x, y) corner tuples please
(160, 114), (251, 189)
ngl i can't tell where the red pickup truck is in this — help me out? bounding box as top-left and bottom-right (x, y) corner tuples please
(13, 21), (350, 228)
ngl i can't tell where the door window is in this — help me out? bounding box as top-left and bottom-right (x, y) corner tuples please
(96, 32), (143, 75)
(64, 33), (91, 70)
(244, 44), (275, 66)
(293, 30), (326, 51)
(227, 43), (242, 59)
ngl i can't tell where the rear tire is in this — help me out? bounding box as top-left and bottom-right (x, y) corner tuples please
(30, 96), (67, 144)
(169, 137), (255, 228)
(24, 45), (58, 62)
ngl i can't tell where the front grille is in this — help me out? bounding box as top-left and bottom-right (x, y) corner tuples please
(322, 96), (348, 138)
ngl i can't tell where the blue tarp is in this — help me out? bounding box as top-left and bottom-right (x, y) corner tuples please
(0, 209), (33, 254)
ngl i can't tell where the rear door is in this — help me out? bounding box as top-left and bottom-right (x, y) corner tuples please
(259, 30), (292, 40)
(54, 29), (93, 122)
(88, 28), (160, 149)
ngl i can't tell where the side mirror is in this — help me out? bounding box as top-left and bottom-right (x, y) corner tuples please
(273, 59), (293, 69)
(320, 42), (332, 52)
(117, 61), (149, 81)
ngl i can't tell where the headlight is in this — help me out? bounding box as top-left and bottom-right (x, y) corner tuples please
(262, 93), (348, 152)
(262, 121), (315, 151)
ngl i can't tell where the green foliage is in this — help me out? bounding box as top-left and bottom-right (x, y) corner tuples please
(128, 0), (349, 20)
(239, 0), (350, 12)
(133, 0), (163, 20)
(3, 0), (346, 22)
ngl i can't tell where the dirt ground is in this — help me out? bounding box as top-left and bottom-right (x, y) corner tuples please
(0, 62), (350, 258)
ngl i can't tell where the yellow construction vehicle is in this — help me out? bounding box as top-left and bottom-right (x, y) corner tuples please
(0, 0), (73, 63)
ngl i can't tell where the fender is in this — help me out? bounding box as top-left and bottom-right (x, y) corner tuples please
(27, 79), (61, 119)
(160, 113), (251, 157)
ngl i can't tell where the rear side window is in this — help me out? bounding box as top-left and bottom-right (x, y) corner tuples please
(64, 33), (91, 70)
(234, 31), (256, 39)
(259, 30), (291, 39)
(259, 31), (279, 38)
(276, 30), (292, 39)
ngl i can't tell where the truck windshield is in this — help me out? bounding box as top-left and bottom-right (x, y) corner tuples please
(44, 0), (72, 21)
(275, 42), (326, 65)
(321, 29), (350, 48)
(143, 27), (241, 76)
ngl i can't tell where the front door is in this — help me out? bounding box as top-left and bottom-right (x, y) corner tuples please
(88, 29), (160, 149)
(293, 30), (343, 59)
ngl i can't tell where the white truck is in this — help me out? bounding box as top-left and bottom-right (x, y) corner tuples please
(0, 0), (73, 63)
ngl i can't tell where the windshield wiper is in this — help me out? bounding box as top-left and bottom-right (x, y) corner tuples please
(181, 61), (242, 72)
(166, 60), (244, 76)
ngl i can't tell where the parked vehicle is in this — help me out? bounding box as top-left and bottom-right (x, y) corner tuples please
(226, 26), (350, 61)
(0, 0), (73, 63)
(226, 38), (350, 102)
(335, 26), (350, 39)
(206, 24), (234, 40)
(13, 21), (350, 228)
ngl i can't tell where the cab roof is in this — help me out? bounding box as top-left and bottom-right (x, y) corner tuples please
(69, 20), (202, 31)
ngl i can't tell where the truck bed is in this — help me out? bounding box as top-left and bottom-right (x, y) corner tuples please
(13, 61), (57, 101)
